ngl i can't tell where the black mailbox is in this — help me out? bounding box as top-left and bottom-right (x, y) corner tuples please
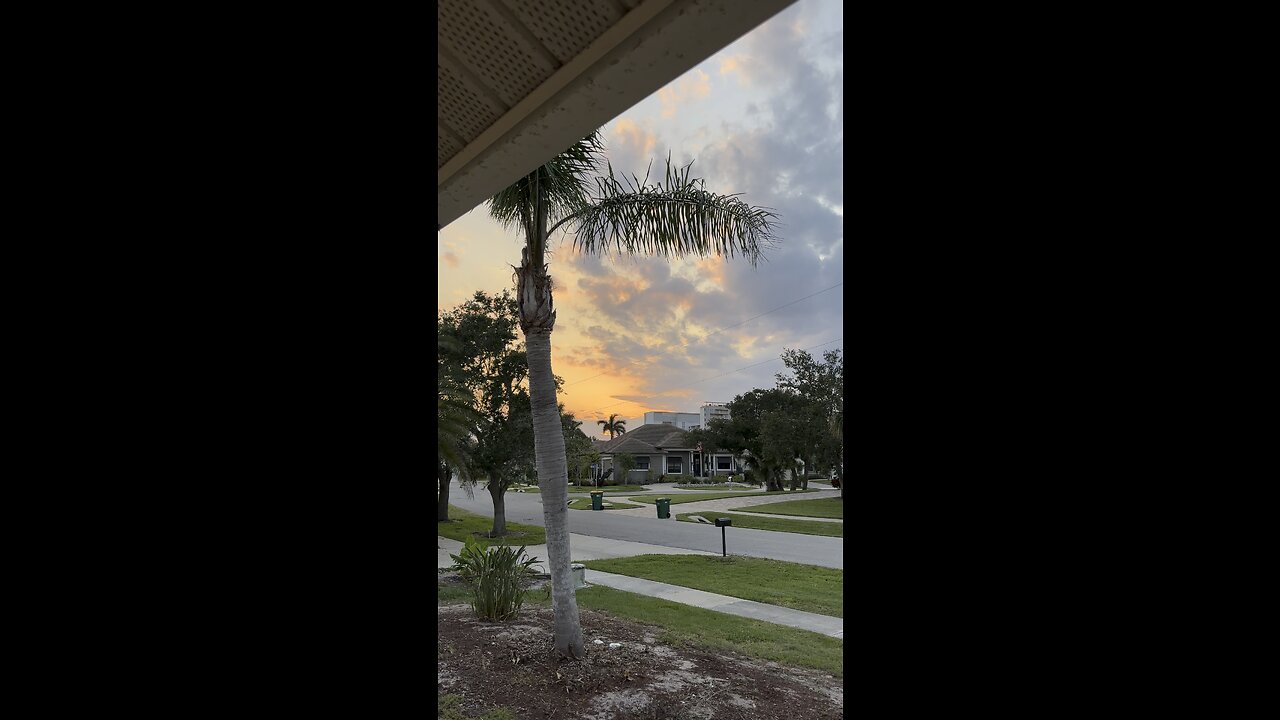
(714, 518), (732, 527)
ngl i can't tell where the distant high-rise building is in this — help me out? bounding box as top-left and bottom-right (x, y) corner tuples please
(642, 411), (701, 430)
(700, 402), (731, 428)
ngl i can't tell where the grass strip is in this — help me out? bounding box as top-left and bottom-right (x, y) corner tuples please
(575, 585), (842, 676)
(731, 497), (844, 519)
(677, 510), (843, 537)
(582, 554), (842, 618)
(437, 505), (546, 548)
(625, 489), (818, 505)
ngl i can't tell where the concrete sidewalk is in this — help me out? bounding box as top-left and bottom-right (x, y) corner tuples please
(585, 568), (843, 639)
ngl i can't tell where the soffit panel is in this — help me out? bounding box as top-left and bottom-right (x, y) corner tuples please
(438, 124), (465, 169)
(438, 0), (800, 228)
(499, 0), (626, 65)
(437, 59), (508, 147)
(437, 0), (560, 108)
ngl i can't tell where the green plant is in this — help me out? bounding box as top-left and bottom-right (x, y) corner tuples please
(449, 537), (540, 621)
(613, 453), (637, 485)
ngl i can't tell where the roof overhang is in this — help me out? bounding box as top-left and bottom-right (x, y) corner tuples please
(438, 0), (799, 229)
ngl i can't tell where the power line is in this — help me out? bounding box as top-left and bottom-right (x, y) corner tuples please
(704, 283), (843, 340)
(565, 281), (843, 388)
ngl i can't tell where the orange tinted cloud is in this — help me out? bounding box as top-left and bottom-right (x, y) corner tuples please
(657, 69), (712, 118)
(611, 119), (658, 161)
(718, 55), (752, 87)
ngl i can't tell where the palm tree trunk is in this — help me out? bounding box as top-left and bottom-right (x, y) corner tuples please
(518, 257), (585, 660)
(488, 481), (507, 536)
(438, 462), (451, 521)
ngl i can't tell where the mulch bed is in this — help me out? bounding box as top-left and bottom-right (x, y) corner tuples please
(438, 601), (842, 719)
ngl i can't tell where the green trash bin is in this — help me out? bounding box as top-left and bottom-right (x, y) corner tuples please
(656, 497), (671, 519)
(590, 491), (604, 511)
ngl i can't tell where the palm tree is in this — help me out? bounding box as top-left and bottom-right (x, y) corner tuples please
(597, 414), (627, 439)
(438, 332), (480, 521)
(487, 131), (778, 659)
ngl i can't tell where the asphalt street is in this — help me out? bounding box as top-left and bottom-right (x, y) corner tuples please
(443, 482), (843, 569)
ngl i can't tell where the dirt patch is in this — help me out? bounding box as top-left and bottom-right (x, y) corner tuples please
(437, 605), (842, 720)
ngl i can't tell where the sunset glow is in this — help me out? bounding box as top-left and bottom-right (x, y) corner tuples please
(438, 0), (843, 439)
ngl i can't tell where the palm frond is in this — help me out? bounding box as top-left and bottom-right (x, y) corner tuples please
(488, 132), (605, 233)
(567, 155), (780, 266)
(438, 387), (482, 480)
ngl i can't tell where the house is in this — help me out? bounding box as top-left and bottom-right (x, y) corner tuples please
(597, 424), (740, 482)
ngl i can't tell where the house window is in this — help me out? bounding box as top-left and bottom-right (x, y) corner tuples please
(716, 456), (732, 471)
(666, 457), (682, 474)
(634, 457), (650, 470)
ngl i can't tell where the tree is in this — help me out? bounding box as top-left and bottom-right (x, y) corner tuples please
(776, 349), (844, 497)
(439, 291), (535, 537)
(613, 452), (637, 487)
(438, 332), (480, 521)
(487, 131), (779, 659)
(562, 409), (597, 486)
(683, 427), (715, 482)
(597, 414), (627, 439)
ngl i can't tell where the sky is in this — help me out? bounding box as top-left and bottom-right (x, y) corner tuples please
(438, 0), (843, 440)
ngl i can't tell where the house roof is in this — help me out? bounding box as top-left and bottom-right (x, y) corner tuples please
(437, 0), (799, 229)
(599, 424), (694, 454)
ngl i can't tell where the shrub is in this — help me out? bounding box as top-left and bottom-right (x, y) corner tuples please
(449, 537), (540, 621)
(664, 473), (696, 483)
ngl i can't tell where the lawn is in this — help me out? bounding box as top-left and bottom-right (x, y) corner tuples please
(581, 554), (843, 618)
(732, 497), (844, 519)
(625, 489), (818, 505)
(567, 497), (643, 510)
(437, 505), (546, 548)
(438, 583), (475, 606)
(504, 485), (655, 493)
(575, 585), (842, 676)
(677, 510), (843, 537)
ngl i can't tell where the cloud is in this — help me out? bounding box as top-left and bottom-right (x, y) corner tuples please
(657, 69), (711, 118)
(443, 252), (459, 268)
(438, 0), (844, 436)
